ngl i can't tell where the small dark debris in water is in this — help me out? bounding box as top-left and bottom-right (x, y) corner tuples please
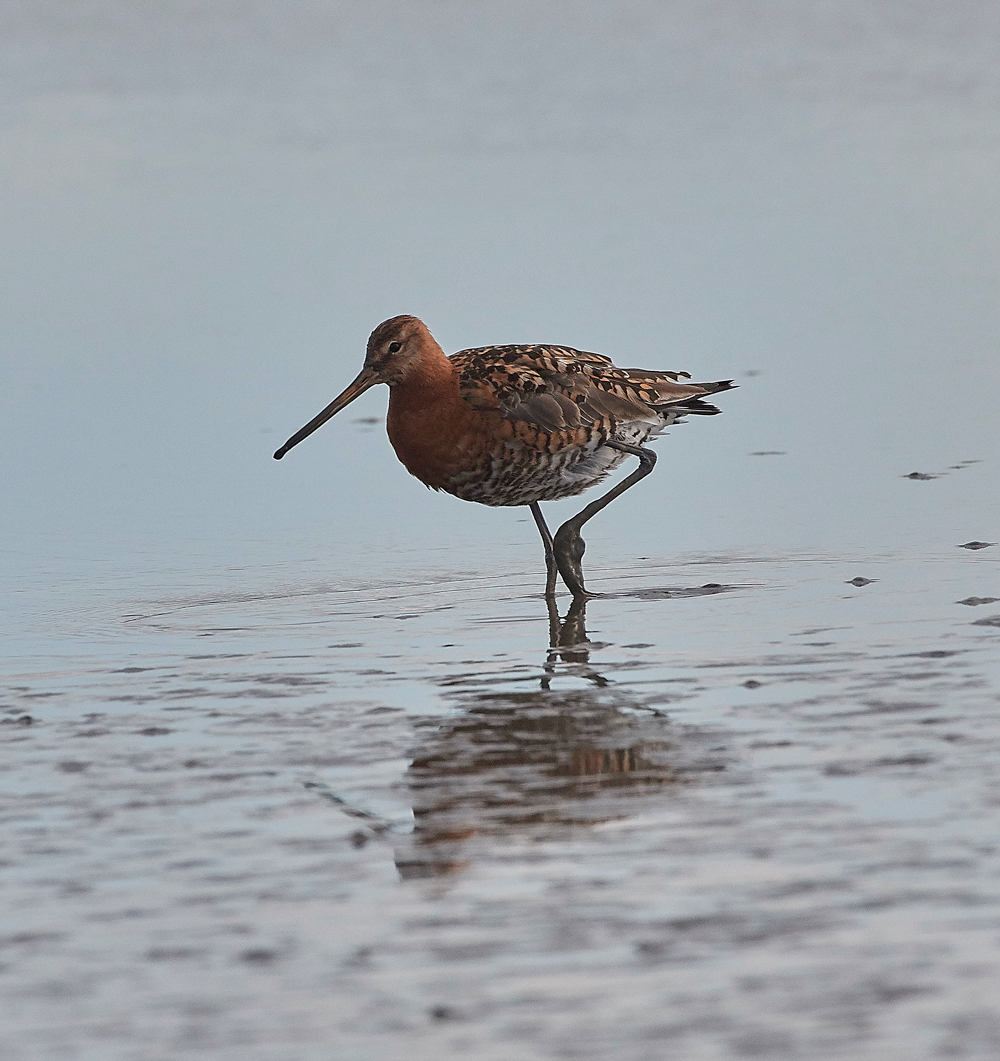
(239, 948), (279, 965)
(904, 472), (936, 480)
(824, 753), (934, 776)
(138, 727), (171, 736)
(350, 831), (369, 848)
(115, 667), (151, 674)
(749, 451), (786, 456)
(328, 642), (363, 648)
(430, 1005), (459, 1021)
(344, 946), (372, 968)
(847, 577), (875, 586)
(635, 939), (669, 957)
(621, 584), (732, 600)
(972, 615), (1000, 627)
(743, 680), (762, 689)
(959, 541), (996, 550)
(861, 700), (931, 715)
(4, 931), (65, 946)
(1, 715), (34, 726)
(958, 597), (1000, 606)
(57, 761), (89, 773)
(823, 762), (861, 777)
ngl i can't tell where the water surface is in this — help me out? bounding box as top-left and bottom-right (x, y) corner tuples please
(3, 2), (1000, 1058)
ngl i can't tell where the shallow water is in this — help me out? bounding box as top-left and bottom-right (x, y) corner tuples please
(5, 544), (1000, 1059)
(4, 1), (1000, 1058)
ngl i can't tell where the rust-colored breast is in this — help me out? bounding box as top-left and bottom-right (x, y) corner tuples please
(385, 366), (490, 490)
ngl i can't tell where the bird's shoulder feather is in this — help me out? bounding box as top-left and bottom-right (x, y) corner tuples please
(450, 344), (721, 432)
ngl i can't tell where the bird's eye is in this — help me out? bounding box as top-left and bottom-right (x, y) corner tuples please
(388, 341), (402, 354)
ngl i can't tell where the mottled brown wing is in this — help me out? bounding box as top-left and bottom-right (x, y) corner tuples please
(452, 345), (728, 432)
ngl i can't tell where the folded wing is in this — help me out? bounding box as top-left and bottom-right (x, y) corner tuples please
(453, 344), (733, 432)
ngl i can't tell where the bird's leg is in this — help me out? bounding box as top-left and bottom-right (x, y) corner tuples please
(539, 595), (608, 690)
(529, 501), (559, 597)
(553, 441), (658, 598)
(541, 591), (561, 689)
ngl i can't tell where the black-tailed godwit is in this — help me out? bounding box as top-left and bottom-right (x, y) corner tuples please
(274, 316), (734, 597)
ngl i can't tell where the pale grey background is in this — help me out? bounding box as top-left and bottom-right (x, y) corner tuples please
(3, 0), (998, 593)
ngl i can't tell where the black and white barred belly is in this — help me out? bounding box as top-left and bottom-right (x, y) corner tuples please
(443, 417), (672, 508)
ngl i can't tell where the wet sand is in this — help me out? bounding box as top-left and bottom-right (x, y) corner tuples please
(4, 546), (1000, 1059)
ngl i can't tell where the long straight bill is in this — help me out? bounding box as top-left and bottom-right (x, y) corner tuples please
(273, 368), (379, 459)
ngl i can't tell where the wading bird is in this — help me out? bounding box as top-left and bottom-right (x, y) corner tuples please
(274, 316), (733, 598)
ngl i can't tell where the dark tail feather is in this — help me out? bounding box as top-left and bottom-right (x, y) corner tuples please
(674, 398), (724, 415)
(670, 380), (736, 416)
(701, 379), (737, 395)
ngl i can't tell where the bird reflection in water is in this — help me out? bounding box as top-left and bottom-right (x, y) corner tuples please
(542, 593), (606, 689)
(393, 597), (723, 880)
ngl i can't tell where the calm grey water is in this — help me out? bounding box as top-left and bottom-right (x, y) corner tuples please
(3, 3), (1000, 1058)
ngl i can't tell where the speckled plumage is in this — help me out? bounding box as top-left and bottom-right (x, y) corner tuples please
(274, 315), (734, 594)
(439, 341), (731, 506)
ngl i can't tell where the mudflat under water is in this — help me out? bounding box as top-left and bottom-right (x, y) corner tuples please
(5, 536), (1000, 1059)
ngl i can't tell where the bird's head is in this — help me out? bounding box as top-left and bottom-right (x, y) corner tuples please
(363, 315), (430, 385)
(272, 314), (431, 460)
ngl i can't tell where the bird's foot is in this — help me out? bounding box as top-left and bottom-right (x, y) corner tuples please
(553, 521), (591, 598)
